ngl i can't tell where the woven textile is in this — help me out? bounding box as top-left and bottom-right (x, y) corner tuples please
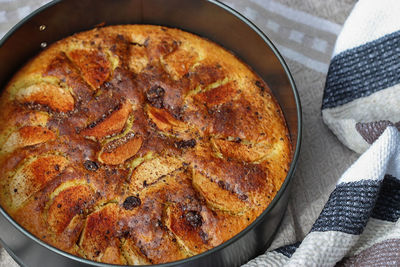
(322, 0), (400, 154)
(245, 0), (400, 265)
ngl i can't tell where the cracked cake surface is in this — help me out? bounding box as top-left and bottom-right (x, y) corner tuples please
(0, 25), (292, 265)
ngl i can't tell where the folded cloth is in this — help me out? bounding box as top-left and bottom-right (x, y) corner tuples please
(321, 0), (400, 154)
(244, 0), (400, 266)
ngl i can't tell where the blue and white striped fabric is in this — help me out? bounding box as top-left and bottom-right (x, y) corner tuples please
(245, 0), (400, 266)
(322, 0), (400, 154)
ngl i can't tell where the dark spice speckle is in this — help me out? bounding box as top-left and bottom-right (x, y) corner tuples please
(255, 80), (265, 92)
(84, 160), (99, 171)
(185, 211), (203, 228)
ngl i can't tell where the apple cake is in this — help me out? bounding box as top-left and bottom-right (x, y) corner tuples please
(0, 25), (291, 265)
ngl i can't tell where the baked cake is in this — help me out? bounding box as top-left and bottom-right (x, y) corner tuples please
(0, 25), (291, 264)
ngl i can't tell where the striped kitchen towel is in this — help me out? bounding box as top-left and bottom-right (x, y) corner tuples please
(321, 0), (400, 154)
(245, 0), (400, 266)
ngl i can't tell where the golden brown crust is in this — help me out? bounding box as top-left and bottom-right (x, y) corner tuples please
(0, 25), (291, 264)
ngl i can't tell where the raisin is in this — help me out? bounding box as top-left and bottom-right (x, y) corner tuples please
(175, 139), (196, 149)
(185, 211), (202, 228)
(146, 86), (165, 108)
(122, 196), (141, 210)
(83, 160), (99, 171)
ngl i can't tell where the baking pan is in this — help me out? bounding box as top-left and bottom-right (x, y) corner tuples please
(0, 0), (302, 266)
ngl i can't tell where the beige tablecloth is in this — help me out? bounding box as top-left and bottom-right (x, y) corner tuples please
(0, 0), (358, 266)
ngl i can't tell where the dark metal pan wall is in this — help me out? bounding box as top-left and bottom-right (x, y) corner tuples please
(0, 1), (301, 266)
